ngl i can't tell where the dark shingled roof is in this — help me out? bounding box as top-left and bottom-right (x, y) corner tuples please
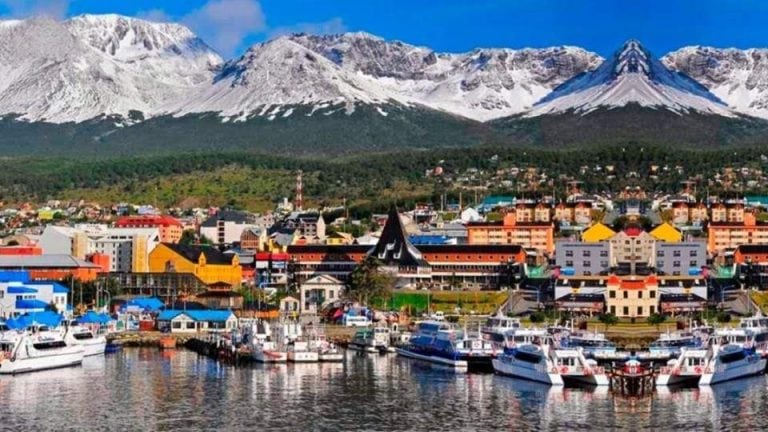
(736, 244), (768, 254)
(162, 243), (235, 265)
(370, 207), (427, 267)
(201, 210), (255, 227)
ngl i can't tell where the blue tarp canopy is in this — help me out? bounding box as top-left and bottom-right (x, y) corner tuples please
(77, 311), (111, 325)
(15, 299), (49, 310)
(122, 297), (165, 312)
(6, 311), (63, 329)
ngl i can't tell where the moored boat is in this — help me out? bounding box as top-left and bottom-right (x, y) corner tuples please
(287, 340), (319, 363)
(0, 325), (85, 375)
(395, 321), (493, 372)
(492, 330), (564, 385)
(348, 326), (391, 353)
(63, 324), (107, 357)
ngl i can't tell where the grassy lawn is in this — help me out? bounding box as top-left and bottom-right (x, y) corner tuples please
(751, 291), (768, 314)
(373, 291), (508, 315)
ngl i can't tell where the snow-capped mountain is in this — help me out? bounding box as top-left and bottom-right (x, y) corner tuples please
(173, 32), (602, 121)
(0, 15), (221, 123)
(663, 46), (768, 119)
(529, 40), (734, 117)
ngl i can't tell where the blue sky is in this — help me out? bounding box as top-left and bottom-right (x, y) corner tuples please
(1, 0), (767, 58)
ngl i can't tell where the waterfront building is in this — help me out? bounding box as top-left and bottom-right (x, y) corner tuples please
(149, 243), (242, 286)
(0, 272), (69, 318)
(115, 215), (183, 243)
(708, 211), (768, 253)
(288, 208), (526, 290)
(299, 274), (344, 314)
(156, 310), (238, 333)
(466, 210), (554, 254)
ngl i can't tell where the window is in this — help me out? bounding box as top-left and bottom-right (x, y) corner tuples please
(583, 261), (591, 267)
(623, 291), (628, 299)
(650, 306), (655, 314)
(623, 306), (629, 316)
(638, 291), (643, 299)
(673, 250), (681, 257)
(650, 290), (656, 299)
(690, 250), (697, 257)
(657, 251), (665, 257)
(565, 260), (573, 267)
(657, 261), (664, 268)
(610, 306), (616, 315)
(565, 250), (573, 257)
(690, 260), (698, 266)
(186, 322), (195, 330)
(637, 306), (643, 316)
(582, 250), (591, 257)
(600, 250), (608, 257)
(172, 321), (182, 329)
(609, 290), (616, 299)
(600, 261), (609, 268)
(673, 261), (681, 267)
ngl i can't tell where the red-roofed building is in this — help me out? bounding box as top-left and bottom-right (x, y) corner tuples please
(606, 275), (659, 318)
(115, 215), (183, 243)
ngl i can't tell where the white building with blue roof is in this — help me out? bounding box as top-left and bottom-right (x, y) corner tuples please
(156, 310), (238, 333)
(0, 271), (69, 319)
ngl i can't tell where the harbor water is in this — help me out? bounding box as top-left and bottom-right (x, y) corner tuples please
(1, 348), (767, 431)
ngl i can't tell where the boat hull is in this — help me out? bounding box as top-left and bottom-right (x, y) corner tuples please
(395, 348), (468, 371)
(347, 343), (383, 353)
(82, 339), (107, 357)
(253, 350), (288, 363)
(0, 346), (85, 375)
(700, 358), (767, 386)
(562, 373), (610, 386)
(288, 351), (319, 363)
(656, 373), (701, 387)
(318, 352), (344, 362)
(492, 358), (564, 385)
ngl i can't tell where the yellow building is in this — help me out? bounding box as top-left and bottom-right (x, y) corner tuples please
(149, 243), (242, 287)
(326, 231), (354, 245)
(649, 222), (683, 243)
(605, 275), (659, 318)
(581, 223), (616, 243)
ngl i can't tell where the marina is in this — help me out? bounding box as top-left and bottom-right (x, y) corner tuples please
(1, 347), (767, 430)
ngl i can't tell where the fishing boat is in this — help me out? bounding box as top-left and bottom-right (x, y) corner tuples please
(310, 334), (344, 362)
(492, 329), (564, 385)
(0, 324), (85, 374)
(246, 321), (287, 363)
(395, 321), (493, 371)
(286, 340), (319, 363)
(348, 326), (391, 353)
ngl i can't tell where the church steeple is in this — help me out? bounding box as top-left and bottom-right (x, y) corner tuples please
(370, 206), (425, 266)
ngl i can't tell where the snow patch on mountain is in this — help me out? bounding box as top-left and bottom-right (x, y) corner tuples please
(663, 46), (768, 119)
(530, 40), (733, 117)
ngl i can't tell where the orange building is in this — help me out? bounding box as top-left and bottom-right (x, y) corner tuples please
(115, 215), (184, 243)
(708, 212), (768, 253)
(467, 211), (554, 254)
(0, 255), (101, 281)
(734, 245), (768, 264)
(0, 246), (42, 255)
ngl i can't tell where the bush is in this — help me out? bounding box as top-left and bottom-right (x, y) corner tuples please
(529, 311), (546, 323)
(716, 312), (732, 323)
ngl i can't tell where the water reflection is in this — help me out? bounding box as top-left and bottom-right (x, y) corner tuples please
(0, 349), (766, 431)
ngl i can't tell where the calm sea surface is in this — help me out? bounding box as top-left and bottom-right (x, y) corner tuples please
(0, 348), (766, 431)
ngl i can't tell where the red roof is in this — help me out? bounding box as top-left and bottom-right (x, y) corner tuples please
(624, 227), (643, 237)
(255, 252), (290, 261)
(115, 215), (182, 228)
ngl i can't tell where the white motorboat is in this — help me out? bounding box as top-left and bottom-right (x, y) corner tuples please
(716, 315), (768, 357)
(492, 329), (564, 385)
(0, 325), (85, 374)
(63, 325), (106, 357)
(309, 333), (344, 362)
(481, 312), (521, 347)
(550, 348), (609, 386)
(395, 321), (494, 372)
(657, 343), (766, 387)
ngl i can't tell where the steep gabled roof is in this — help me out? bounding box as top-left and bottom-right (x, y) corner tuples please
(161, 243), (235, 265)
(370, 207), (427, 267)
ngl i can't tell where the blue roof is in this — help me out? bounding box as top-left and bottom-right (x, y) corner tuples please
(6, 311), (63, 329)
(0, 270), (30, 283)
(409, 235), (451, 245)
(481, 196), (515, 206)
(157, 309), (234, 322)
(122, 297), (165, 312)
(7, 286), (38, 294)
(16, 299), (49, 310)
(77, 311), (111, 324)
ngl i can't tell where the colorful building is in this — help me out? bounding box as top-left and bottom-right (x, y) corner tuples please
(0, 255), (101, 281)
(149, 243), (242, 287)
(115, 215), (184, 243)
(467, 211), (554, 254)
(708, 212), (768, 253)
(581, 223), (616, 243)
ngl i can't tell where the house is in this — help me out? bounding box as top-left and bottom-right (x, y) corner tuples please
(156, 310), (238, 333)
(300, 275), (344, 314)
(280, 296), (300, 315)
(0, 271), (69, 318)
(240, 227), (266, 251)
(195, 290), (244, 310)
(605, 275), (659, 318)
(149, 243), (243, 286)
